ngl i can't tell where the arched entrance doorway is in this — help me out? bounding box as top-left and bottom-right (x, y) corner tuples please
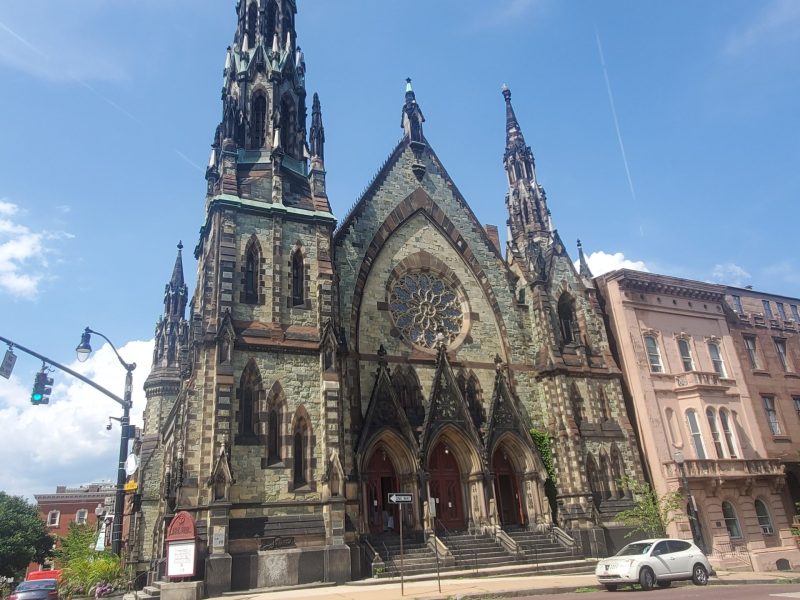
(365, 448), (399, 534)
(492, 450), (523, 527)
(429, 441), (465, 531)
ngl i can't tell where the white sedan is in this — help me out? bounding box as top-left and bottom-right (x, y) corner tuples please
(595, 538), (715, 591)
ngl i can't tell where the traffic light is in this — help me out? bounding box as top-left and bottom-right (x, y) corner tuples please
(31, 367), (53, 405)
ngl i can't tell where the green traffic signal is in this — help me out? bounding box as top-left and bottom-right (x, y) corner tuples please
(31, 368), (52, 405)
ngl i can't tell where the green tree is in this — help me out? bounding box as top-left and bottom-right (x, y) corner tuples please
(0, 492), (54, 580)
(615, 477), (684, 539)
(55, 522), (97, 565)
(57, 524), (124, 598)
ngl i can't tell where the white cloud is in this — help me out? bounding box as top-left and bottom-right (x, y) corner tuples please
(0, 339), (154, 499)
(724, 0), (800, 56)
(576, 250), (649, 277)
(711, 263), (751, 287)
(0, 198), (73, 298)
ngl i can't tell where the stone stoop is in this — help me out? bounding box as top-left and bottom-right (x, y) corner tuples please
(135, 581), (163, 600)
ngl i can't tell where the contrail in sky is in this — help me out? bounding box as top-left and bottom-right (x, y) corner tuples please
(0, 17), (200, 171)
(595, 30), (637, 204)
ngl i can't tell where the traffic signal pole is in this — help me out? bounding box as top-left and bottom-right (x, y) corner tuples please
(0, 333), (132, 556)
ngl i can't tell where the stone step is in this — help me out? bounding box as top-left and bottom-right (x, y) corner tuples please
(142, 586), (161, 597)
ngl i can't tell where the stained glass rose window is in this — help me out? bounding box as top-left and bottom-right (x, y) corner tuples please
(389, 272), (464, 349)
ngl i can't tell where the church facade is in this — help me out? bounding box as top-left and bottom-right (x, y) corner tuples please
(134, 0), (645, 591)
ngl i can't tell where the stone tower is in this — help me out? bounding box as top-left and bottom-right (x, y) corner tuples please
(138, 243), (189, 571)
(142, 0), (345, 592)
(502, 86), (644, 554)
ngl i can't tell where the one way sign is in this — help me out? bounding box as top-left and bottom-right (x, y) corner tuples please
(388, 493), (412, 504)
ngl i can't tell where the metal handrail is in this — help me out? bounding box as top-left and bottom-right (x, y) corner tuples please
(436, 518), (479, 574)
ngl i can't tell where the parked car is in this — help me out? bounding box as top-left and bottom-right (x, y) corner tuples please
(25, 571), (60, 582)
(9, 579), (59, 600)
(595, 538), (715, 591)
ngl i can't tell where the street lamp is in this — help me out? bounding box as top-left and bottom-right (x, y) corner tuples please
(76, 327), (136, 557)
(673, 450), (705, 551)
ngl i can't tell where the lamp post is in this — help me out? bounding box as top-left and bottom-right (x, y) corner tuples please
(673, 450), (705, 551)
(76, 327), (136, 557)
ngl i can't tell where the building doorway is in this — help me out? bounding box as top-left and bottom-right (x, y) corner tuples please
(493, 450), (523, 527)
(365, 448), (398, 535)
(429, 442), (465, 531)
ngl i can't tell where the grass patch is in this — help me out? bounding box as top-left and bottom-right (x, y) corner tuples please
(574, 587), (600, 593)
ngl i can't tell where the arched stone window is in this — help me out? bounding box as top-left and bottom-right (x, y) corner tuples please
(721, 500), (742, 539)
(268, 410), (280, 464)
(264, 381), (286, 467)
(599, 451), (613, 500)
(246, 2), (258, 49)
(610, 443), (626, 498)
(558, 294), (578, 345)
(754, 499), (774, 535)
(598, 388), (611, 422)
(706, 407), (724, 458)
(251, 93), (267, 149)
(586, 453), (603, 507)
(292, 417), (309, 488)
(291, 248), (305, 307)
(238, 361), (261, 437)
(570, 383), (584, 427)
(243, 236), (261, 305)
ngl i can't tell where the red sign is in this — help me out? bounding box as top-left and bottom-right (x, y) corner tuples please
(166, 511), (197, 542)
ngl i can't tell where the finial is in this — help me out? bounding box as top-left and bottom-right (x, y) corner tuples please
(377, 344), (387, 367)
(178, 241), (183, 251)
(494, 354), (504, 372)
(405, 77), (413, 93)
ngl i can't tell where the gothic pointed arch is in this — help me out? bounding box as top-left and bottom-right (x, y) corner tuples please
(279, 93), (298, 157)
(250, 90), (268, 149)
(242, 234), (263, 304)
(237, 359), (263, 441)
(216, 311), (236, 365)
(356, 353), (418, 458)
(324, 450), (346, 499)
(598, 449), (613, 500)
(320, 320), (340, 372)
(420, 348), (485, 463)
(246, 2), (258, 49)
(558, 292), (578, 346)
(585, 452), (603, 508)
(569, 382), (584, 428)
(392, 366), (425, 427)
(262, 381), (287, 467)
(289, 242), (307, 308)
(290, 405), (315, 491)
(610, 443), (627, 499)
(207, 442), (235, 503)
(485, 364), (547, 479)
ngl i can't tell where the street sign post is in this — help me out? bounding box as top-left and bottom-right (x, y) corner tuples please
(387, 492), (413, 595)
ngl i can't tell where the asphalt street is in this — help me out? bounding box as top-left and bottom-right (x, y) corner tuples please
(515, 584), (800, 600)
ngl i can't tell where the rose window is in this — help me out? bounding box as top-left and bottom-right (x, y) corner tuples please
(389, 272), (464, 349)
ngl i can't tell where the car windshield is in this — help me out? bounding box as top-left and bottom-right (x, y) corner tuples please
(616, 542), (653, 556)
(16, 581), (56, 591)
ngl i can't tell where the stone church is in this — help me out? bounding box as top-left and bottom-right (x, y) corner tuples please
(136, 0), (645, 591)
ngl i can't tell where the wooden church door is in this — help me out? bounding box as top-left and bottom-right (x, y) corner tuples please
(492, 450), (523, 527)
(429, 442), (465, 531)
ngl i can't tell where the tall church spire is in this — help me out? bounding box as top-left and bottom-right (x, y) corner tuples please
(165, 242), (188, 319)
(502, 85), (552, 254)
(309, 92), (325, 162)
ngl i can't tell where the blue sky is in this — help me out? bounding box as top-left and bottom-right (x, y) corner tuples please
(0, 0), (799, 498)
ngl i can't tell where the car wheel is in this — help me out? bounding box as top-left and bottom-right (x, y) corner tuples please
(604, 584), (618, 592)
(657, 581), (672, 588)
(639, 567), (655, 591)
(692, 564), (708, 586)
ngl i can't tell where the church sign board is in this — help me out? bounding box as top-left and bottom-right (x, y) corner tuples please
(166, 511), (197, 579)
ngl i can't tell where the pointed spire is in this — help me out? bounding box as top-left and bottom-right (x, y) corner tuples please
(502, 83), (520, 137)
(241, 32), (249, 53)
(309, 92), (325, 161)
(401, 78), (425, 143)
(577, 239), (594, 279)
(170, 241), (186, 291)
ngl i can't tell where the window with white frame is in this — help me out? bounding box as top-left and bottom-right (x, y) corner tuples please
(719, 408), (738, 458)
(678, 338), (694, 372)
(644, 335), (663, 373)
(706, 408), (725, 458)
(792, 304), (800, 322)
(777, 302), (788, 321)
(754, 499), (774, 535)
(47, 510), (60, 527)
(763, 395), (781, 435)
(732, 295), (744, 314)
(686, 409), (707, 459)
(722, 501), (742, 539)
(75, 509), (88, 525)
(775, 338), (791, 372)
(708, 342), (726, 377)
(744, 336), (760, 369)
(763, 300), (774, 319)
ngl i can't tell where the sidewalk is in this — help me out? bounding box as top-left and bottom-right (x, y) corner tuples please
(211, 569), (800, 600)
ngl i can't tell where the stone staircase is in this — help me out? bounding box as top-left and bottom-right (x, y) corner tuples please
(133, 580), (162, 600)
(371, 533), (453, 577)
(503, 527), (594, 573)
(442, 531), (515, 570)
